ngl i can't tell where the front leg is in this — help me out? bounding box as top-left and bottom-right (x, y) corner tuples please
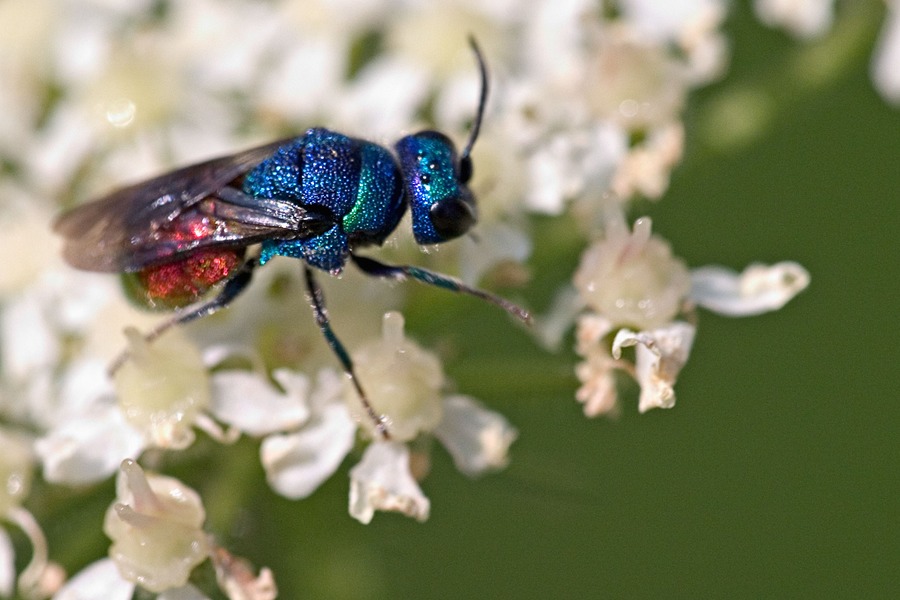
(350, 254), (531, 323)
(304, 265), (390, 439)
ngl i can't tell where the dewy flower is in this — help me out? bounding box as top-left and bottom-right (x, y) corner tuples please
(113, 327), (210, 450)
(571, 212), (809, 417)
(574, 213), (691, 331)
(0, 428), (57, 599)
(343, 312), (444, 441)
(36, 326), (212, 487)
(254, 312), (517, 523)
(103, 459), (209, 593)
(872, 0), (900, 105)
(611, 322), (696, 413)
(57, 459), (276, 599)
(753, 0), (835, 39)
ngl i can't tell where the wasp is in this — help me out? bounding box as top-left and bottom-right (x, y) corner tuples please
(54, 39), (529, 438)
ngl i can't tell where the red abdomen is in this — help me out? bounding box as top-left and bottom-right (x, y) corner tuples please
(122, 248), (245, 310)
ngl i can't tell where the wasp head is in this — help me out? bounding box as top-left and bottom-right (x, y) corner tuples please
(394, 37), (488, 246)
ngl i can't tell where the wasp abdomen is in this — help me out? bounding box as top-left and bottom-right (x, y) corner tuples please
(122, 248), (245, 310)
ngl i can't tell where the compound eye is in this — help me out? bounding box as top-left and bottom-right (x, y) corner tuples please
(429, 189), (477, 240)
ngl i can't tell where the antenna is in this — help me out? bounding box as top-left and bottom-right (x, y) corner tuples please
(459, 36), (489, 175)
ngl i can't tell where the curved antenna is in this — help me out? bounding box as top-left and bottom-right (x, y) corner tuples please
(460, 35), (489, 166)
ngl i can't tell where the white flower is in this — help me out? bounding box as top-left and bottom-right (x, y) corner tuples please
(103, 460), (210, 593)
(333, 56), (431, 139)
(0, 531), (12, 598)
(53, 559), (139, 600)
(753, 0), (835, 39)
(36, 396), (144, 486)
(59, 478), (275, 599)
(872, 0), (900, 105)
(573, 214), (691, 330)
(610, 122), (685, 200)
(0, 429), (57, 599)
(260, 370), (356, 500)
(583, 23), (690, 132)
(571, 216), (808, 417)
(344, 312), (445, 441)
(574, 314), (622, 418)
(349, 441), (431, 524)
(113, 327), (210, 450)
(256, 312), (517, 522)
(612, 322), (696, 413)
(523, 125), (627, 215)
(433, 395), (518, 476)
(617, 0), (730, 83)
(210, 368), (311, 437)
(690, 262), (811, 316)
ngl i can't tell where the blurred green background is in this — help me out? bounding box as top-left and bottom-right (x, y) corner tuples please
(35, 1), (898, 598)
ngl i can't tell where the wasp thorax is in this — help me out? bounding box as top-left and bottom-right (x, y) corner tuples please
(395, 131), (478, 245)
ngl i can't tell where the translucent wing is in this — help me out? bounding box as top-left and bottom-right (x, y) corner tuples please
(54, 138), (330, 272)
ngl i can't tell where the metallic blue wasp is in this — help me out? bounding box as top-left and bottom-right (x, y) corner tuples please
(54, 39), (529, 438)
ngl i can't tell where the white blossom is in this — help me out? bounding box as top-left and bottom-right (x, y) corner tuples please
(612, 322), (696, 412)
(257, 313), (517, 520)
(210, 368), (311, 437)
(344, 312), (445, 441)
(574, 214), (691, 330)
(53, 559), (137, 600)
(574, 314), (622, 418)
(0, 530), (14, 598)
(113, 327), (210, 450)
(36, 400), (144, 486)
(690, 262), (811, 316)
(103, 460), (210, 593)
(433, 395), (518, 476)
(0, 429), (55, 599)
(572, 215), (806, 418)
(872, 0), (900, 105)
(349, 441), (431, 524)
(260, 370), (357, 500)
(754, 0), (835, 39)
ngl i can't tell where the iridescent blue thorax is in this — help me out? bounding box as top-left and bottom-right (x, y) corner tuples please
(242, 127), (476, 273)
(244, 128), (406, 272)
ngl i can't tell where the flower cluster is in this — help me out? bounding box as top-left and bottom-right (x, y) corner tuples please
(2, 0), (883, 597)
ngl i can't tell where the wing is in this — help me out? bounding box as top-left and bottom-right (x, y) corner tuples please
(54, 138), (330, 272)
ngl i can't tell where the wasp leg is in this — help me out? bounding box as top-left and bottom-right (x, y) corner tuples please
(109, 258), (259, 374)
(303, 266), (390, 440)
(350, 254), (531, 324)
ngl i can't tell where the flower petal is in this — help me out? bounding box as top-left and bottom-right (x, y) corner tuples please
(210, 369), (311, 436)
(348, 441), (430, 524)
(103, 461), (209, 594)
(753, 0), (835, 39)
(260, 400), (356, 499)
(36, 403), (145, 485)
(52, 558), (135, 600)
(209, 544), (277, 600)
(690, 261), (810, 316)
(458, 222), (531, 286)
(0, 529), (13, 598)
(872, 0), (900, 104)
(573, 314), (622, 417)
(612, 322), (696, 412)
(433, 395), (518, 476)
